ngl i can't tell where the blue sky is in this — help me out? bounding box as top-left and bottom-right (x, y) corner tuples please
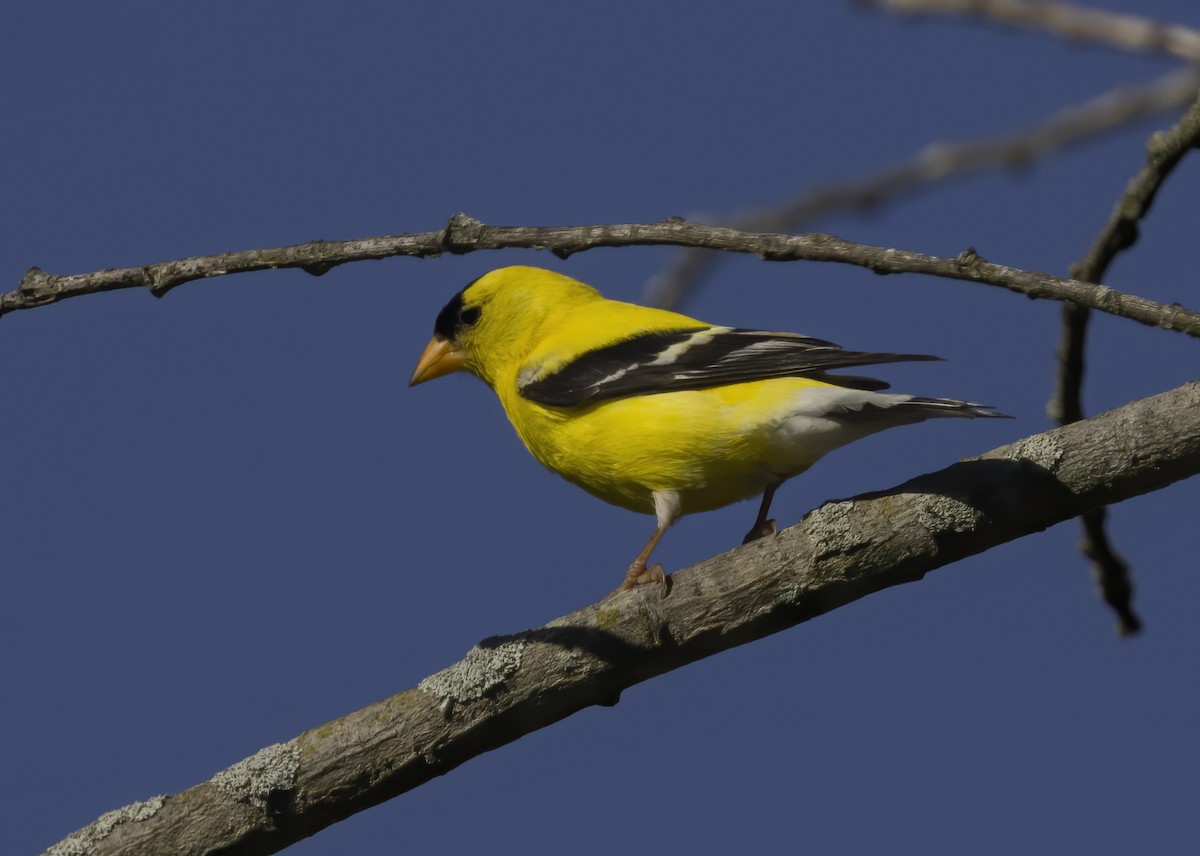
(4, 3), (1198, 854)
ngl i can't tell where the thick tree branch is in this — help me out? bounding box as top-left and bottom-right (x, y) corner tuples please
(6, 217), (1200, 337)
(647, 67), (1200, 309)
(867, 0), (1200, 62)
(1051, 85), (1200, 634)
(48, 379), (1200, 856)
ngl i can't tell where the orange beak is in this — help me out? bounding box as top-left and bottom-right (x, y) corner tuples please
(409, 335), (467, 386)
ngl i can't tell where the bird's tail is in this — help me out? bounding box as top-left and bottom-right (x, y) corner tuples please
(898, 396), (1011, 420)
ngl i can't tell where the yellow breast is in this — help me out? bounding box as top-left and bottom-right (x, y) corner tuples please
(497, 376), (834, 516)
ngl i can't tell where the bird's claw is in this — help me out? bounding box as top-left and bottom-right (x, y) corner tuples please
(617, 562), (672, 597)
(742, 518), (777, 544)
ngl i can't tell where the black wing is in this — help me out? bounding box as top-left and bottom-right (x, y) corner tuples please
(518, 326), (942, 407)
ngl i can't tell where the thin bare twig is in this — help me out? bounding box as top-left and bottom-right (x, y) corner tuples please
(5, 216), (1200, 338)
(45, 379), (1200, 855)
(1051, 88), (1200, 635)
(866, 0), (1200, 62)
(646, 67), (1200, 310)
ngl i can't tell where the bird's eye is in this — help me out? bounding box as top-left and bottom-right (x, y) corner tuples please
(459, 305), (481, 327)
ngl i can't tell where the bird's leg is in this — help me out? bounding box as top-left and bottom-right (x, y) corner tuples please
(620, 525), (670, 591)
(743, 480), (783, 544)
(618, 490), (680, 596)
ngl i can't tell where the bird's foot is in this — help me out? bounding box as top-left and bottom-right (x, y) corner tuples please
(617, 562), (672, 598)
(742, 518), (777, 544)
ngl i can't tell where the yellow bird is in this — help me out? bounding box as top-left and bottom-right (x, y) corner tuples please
(410, 266), (1005, 594)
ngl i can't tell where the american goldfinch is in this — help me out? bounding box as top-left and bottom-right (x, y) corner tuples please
(410, 266), (1006, 594)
